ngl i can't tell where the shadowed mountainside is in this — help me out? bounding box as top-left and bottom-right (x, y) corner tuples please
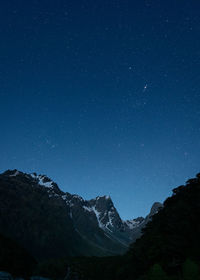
(0, 169), (153, 260)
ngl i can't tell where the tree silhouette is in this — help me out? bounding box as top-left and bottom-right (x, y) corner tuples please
(182, 259), (200, 280)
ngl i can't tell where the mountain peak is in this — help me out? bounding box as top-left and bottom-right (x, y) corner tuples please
(1, 170), (62, 196)
(0, 169), (166, 258)
(30, 173), (55, 188)
(149, 202), (163, 216)
(96, 195), (111, 200)
(87, 195), (124, 232)
(2, 169), (22, 177)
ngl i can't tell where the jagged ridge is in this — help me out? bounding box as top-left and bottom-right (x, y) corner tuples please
(0, 169), (163, 260)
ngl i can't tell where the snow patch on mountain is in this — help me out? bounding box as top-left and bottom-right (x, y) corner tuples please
(30, 174), (54, 189)
(96, 195), (111, 200)
(9, 170), (20, 177)
(123, 219), (142, 229)
(1, 169), (164, 251)
(107, 211), (114, 227)
(82, 204), (114, 231)
(92, 206), (104, 229)
(61, 195), (74, 207)
(83, 205), (93, 212)
(72, 194), (84, 201)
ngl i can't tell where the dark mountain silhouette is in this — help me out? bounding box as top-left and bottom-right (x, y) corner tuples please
(127, 173), (200, 279)
(1, 169), (199, 279)
(65, 173), (200, 280)
(0, 233), (36, 277)
(0, 169), (161, 262)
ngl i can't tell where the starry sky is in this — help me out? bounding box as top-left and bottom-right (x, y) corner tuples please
(1, 0), (200, 219)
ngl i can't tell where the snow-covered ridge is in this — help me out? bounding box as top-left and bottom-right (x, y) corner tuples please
(2, 169), (163, 247)
(6, 169), (55, 189)
(82, 205), (114, 231)
(82, 203), (116, 232)
(4, 170), (150, 232)
(71, 194), (84, 201)
(92, 206), (104, 229)
(5, 170), (141, 231)
(96, 195), (111, 200)
(30, 173), (54, 189)
(82, 205), (93, 212)
(62, 194), (115, 231)
(123, 219), (142, 230)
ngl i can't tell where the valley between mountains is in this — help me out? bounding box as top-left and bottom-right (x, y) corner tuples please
(0, 169), (162, 260)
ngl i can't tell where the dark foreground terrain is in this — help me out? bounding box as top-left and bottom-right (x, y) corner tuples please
(0, 171), (200, 279)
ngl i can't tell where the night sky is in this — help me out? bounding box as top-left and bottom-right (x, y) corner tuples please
(1, 1), (200, 219)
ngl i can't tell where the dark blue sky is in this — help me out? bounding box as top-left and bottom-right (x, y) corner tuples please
(1, 0), (200, 219)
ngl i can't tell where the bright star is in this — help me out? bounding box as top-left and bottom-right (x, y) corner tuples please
(143, 84), (148, 92)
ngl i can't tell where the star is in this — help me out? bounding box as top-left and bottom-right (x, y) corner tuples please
(143, 84), (148, 92)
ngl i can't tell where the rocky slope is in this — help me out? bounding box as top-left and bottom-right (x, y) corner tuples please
(0, 169), (162, 260)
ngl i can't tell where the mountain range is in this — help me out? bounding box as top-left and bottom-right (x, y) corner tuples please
(0, 169), (163, 261)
